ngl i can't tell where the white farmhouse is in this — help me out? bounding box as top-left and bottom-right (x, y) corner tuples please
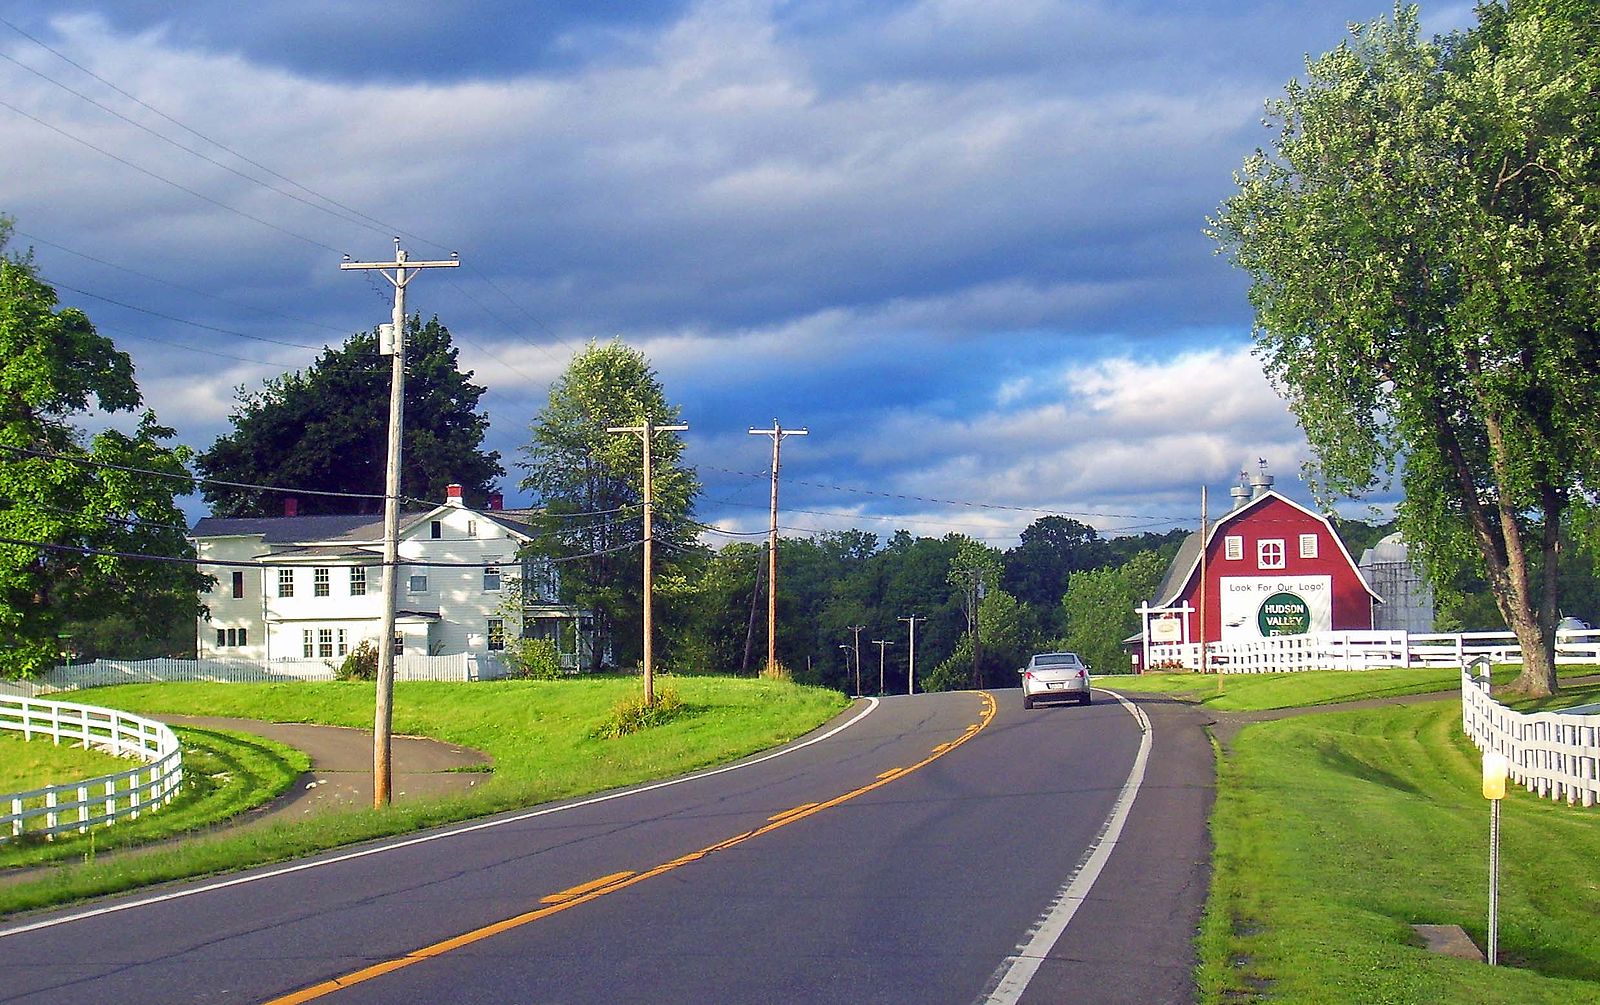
(190, 484), (591, 669)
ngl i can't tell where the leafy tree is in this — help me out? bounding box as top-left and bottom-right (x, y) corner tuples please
(197, 314), (501, 516)
(1209, 2), (1600, 695)
(925, 587), (1029, 691)
(1060, 550), (1166, 674)
(1002, 516), (1112, 615)
(0, 218), (206, 676)
(519, 340), (699, 670)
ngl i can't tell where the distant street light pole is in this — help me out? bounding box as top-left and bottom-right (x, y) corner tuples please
(748, 420), (807, 677)
(872, 640), (893, 695)
(339, 240), (458, 809)
(899, 615), (923, 695)
(607, 419), (689, 706)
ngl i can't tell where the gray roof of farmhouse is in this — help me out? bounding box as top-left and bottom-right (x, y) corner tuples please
(191, 505), (542, 545)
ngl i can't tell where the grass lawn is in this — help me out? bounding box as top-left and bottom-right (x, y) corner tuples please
(0, 674), (846, 917)
(1195, 675), (1600, 1003)
(0, 731), (138, 793)
(0, 727), (309, 871)
(1099, 663), (1598, 713)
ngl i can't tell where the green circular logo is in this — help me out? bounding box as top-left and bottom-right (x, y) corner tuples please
(1257, 592), (1311, 636)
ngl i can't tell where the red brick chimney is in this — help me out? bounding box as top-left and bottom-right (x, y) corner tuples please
(446, 483), (465, 507)
(284, 497), (299, 517)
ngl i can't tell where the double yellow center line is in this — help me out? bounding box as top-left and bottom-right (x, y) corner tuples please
(269, 691), (996, 1004)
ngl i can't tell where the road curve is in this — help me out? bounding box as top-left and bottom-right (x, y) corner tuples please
(0, 688), (1211, 1005)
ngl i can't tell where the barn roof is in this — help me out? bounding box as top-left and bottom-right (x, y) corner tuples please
(1150, 490), (1381, 608)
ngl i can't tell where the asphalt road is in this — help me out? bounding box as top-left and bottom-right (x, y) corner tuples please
(0, 688), (1212, 1005)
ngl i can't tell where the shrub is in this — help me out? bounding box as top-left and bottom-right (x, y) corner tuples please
(506, 637), (564, 680)
(335, 640), (379, 681)
(594, 685), (684, 738)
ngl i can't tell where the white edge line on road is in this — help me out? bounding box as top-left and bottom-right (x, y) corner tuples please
(0, 696), (882, 940)
(979, 688), (1154, 1005)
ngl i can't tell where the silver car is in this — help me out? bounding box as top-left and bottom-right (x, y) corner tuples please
(1021, 652), (1092, 708)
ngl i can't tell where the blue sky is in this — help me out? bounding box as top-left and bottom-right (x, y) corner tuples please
(0, 2), (1475, 544)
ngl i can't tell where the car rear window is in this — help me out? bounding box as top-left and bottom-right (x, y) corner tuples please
(1031, 654), (1081, 667)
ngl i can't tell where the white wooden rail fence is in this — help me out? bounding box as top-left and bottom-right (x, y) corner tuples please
(1461, 670), (1600, 807)
(1146, 628), (1600, 673)
(30, 653), (497, 693)
(0, 696), (182, 841)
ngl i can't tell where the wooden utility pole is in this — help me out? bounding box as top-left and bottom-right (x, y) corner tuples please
(872, 639), (893, 695)
(607, 420), (688, 705)
(748, 420), (807, 676)
(849, 624), (865, 696)
(899, 615), (924, 695)
(339, 241), (458, 809)
(1200, 484), (1213, 687)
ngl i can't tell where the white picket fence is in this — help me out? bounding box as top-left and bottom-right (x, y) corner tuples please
(1461, 670), (1600, 807)
(30, 653), (501, 693)
(1, 695), (183, 841)
(1147, 628), (1600, 674)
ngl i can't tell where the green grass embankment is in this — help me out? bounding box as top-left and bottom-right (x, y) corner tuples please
(1109, 669), (1600, 1003)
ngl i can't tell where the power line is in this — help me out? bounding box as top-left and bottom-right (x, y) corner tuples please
(14, 228), (349, 333)
(51, 280), (328, 351)
(0, 535), (643, 569)
(0, 48), (392, 239)
(0, 15), (399, 239)
(0, 96), (344, 254)
(701, 465), (1192, 523)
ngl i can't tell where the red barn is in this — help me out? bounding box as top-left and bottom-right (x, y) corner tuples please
(1137, 471), (1381, 667)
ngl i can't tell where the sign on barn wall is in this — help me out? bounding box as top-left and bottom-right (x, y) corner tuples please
(1219, 576), (1331, 641)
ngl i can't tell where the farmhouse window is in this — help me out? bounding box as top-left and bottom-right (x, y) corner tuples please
(1258, 539), (1286, 570)
(483, 562), (501, 592)
(303, 630), (314, 658)
(216, 628), (226, 648)
(278, 568), (294, 597)
(337, 629), (348, 657)
(1299, 533), (1319, 559)
(1224, 536), (1243, 560)
(408, 575), (428, 594)
(350, 566), (367, 596)
(314, 567), (330, 597)
(488, 618), (505, 652)
(239, 628), (247, 647)
(468, 520), (478, 537)
(232, 571), (245, 598)
(318, 628), (334, 659)
(431, 520), (442, 539)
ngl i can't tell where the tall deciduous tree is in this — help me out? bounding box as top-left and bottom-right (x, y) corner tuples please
(0, 218), (205, 676)
(1209, 2), (1600, 695)
(520, 340), (700, 670)
(197, 315), (501, 516)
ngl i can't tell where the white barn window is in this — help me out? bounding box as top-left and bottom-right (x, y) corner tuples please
(1299, 533), (1319, 559)
(1225, 536), (1243, 561)
(1258, 539), (1286, 570)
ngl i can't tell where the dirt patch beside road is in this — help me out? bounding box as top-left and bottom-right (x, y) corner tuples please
(162, 715), (492, 825)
